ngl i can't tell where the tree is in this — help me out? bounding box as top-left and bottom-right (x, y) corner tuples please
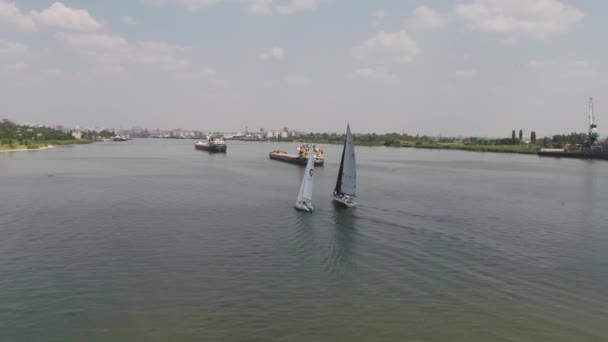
(519, 129), (523, 140)
(512, 130), (516, 139)
(530, 131), (537, 143)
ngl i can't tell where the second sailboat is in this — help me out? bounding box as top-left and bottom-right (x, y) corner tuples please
(333, 124), (357, 207)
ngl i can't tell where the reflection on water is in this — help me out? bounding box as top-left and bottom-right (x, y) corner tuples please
(326, 205), (357, 284)
(1, 139), (608, 341)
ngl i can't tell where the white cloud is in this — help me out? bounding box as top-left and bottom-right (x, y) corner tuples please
(527, 59), (546, 68)
(0, 38), (28, 55)
(146, 0), (319, 15)
(54, 32), (129, 50)
(145, 0), (222, 12)
(259, 46), (285, 60)
(351, 31), (421, 64)
(355, 67), (400, 83)
(204, 67), (218, 77)
(409, 6), (448, 32)
(54, 33), (191, 70)
(453, 69), (479, 78)
(455, 0), (583, 40)
(134, 53), (189, 69)
(248, 0), (274, 15)
(248, 0), (318, 16)
(177, 67), (220, 80)
(0, 0), (36, 31)
(372, 9), (385, 27)
(136, 41), (191, 53)
(122, 15), (138, 27)
(276, 0), (317, 15)
(31, 2), (103, 32)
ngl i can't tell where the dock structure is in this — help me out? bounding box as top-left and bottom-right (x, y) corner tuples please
(539, 97), (607, 160)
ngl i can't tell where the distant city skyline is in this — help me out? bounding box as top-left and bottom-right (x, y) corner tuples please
(2, 0), (607, 137)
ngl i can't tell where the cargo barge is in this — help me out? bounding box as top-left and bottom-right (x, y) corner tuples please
(269, 144), (324, 166)
(538, 147), (608, 160)
(195, 137), (227, 153)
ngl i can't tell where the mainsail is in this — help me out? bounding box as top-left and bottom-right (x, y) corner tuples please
(334, 124), (356, 197)
(297, 146), (316, 204)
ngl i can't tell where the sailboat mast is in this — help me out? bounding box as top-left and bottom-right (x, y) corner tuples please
(334, 132), (347, 194)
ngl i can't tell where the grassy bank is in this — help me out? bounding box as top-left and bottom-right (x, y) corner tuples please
(275, 138), (539, 155)
(0, 139), (92, 151)
(395, 142), (539, 154)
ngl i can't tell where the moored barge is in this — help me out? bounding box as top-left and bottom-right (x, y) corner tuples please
(269, 144), (324, 166)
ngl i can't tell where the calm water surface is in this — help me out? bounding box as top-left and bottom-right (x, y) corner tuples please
(1, 139), (607, 341)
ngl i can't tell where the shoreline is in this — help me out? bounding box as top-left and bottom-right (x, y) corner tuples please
(274, 139), (539, 155)
(0, 145), (56, 153)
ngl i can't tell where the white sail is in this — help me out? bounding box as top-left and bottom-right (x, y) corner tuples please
(339, 125), (356, 197)
(295, 147), (315, 210)
(302, 148), (315, 201)
(296, 171), (306, 203)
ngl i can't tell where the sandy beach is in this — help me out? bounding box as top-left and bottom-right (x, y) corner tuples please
(0, 145), (56, 153)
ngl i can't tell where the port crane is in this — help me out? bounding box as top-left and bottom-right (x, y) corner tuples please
(589, 97), (599, 144)
(584, 97), (603, 152)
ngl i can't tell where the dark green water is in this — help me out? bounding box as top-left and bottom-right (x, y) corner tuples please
(1, 139), (607, 341)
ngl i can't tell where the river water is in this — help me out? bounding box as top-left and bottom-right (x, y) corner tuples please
(1, 139), (607, 341)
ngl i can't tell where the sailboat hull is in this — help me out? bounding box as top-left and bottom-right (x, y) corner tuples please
(332, 195), (357, 208)
(295, 202), (314, 212)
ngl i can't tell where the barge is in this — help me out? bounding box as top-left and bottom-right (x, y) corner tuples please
(538, 147), (608, 160)
(269, 144), (324, 166)
(195, 137), (227, 153)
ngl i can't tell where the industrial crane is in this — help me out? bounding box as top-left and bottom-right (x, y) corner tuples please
(589, 97), (599, 144)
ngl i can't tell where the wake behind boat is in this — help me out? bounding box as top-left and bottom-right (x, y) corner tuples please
(195, 136), (227, 153)
(294, 145), (316, 212)
(333, 124), (357, 208)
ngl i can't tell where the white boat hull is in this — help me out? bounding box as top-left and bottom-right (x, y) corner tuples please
(295, 201), (314, 212)
(332, 195), (357, 208)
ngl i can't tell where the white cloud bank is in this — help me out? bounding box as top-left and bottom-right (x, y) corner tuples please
(145, 0), (319, 15)
(409, 5), (448, 32)
(455, 0), (583, 40)
(0, 1), (103, 32)
(259, 46), (285, 60)
(352, 31), (421, 64)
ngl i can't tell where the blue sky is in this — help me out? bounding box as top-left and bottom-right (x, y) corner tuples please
(1, 0), (607, 136)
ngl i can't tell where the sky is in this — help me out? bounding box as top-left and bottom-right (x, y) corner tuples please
(1, 0), (607, 136)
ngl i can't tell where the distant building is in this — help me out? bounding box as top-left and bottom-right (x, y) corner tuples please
(72, 131), (82, 139)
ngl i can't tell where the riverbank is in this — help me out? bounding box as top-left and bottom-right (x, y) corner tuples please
(0, 139), (92, 153)
(0, 145), (56, 153)
(276, 138), (539, 155)
(396, 142), (539, 154)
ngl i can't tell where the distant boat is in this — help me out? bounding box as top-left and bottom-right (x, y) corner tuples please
(294, 145), (316, 212)
(195, 136), (227, 153)
(332, 124), (357, 207)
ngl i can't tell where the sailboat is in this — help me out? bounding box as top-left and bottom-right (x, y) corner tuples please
(294, 145), (316, 212)
(333, 124), (357, 207)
